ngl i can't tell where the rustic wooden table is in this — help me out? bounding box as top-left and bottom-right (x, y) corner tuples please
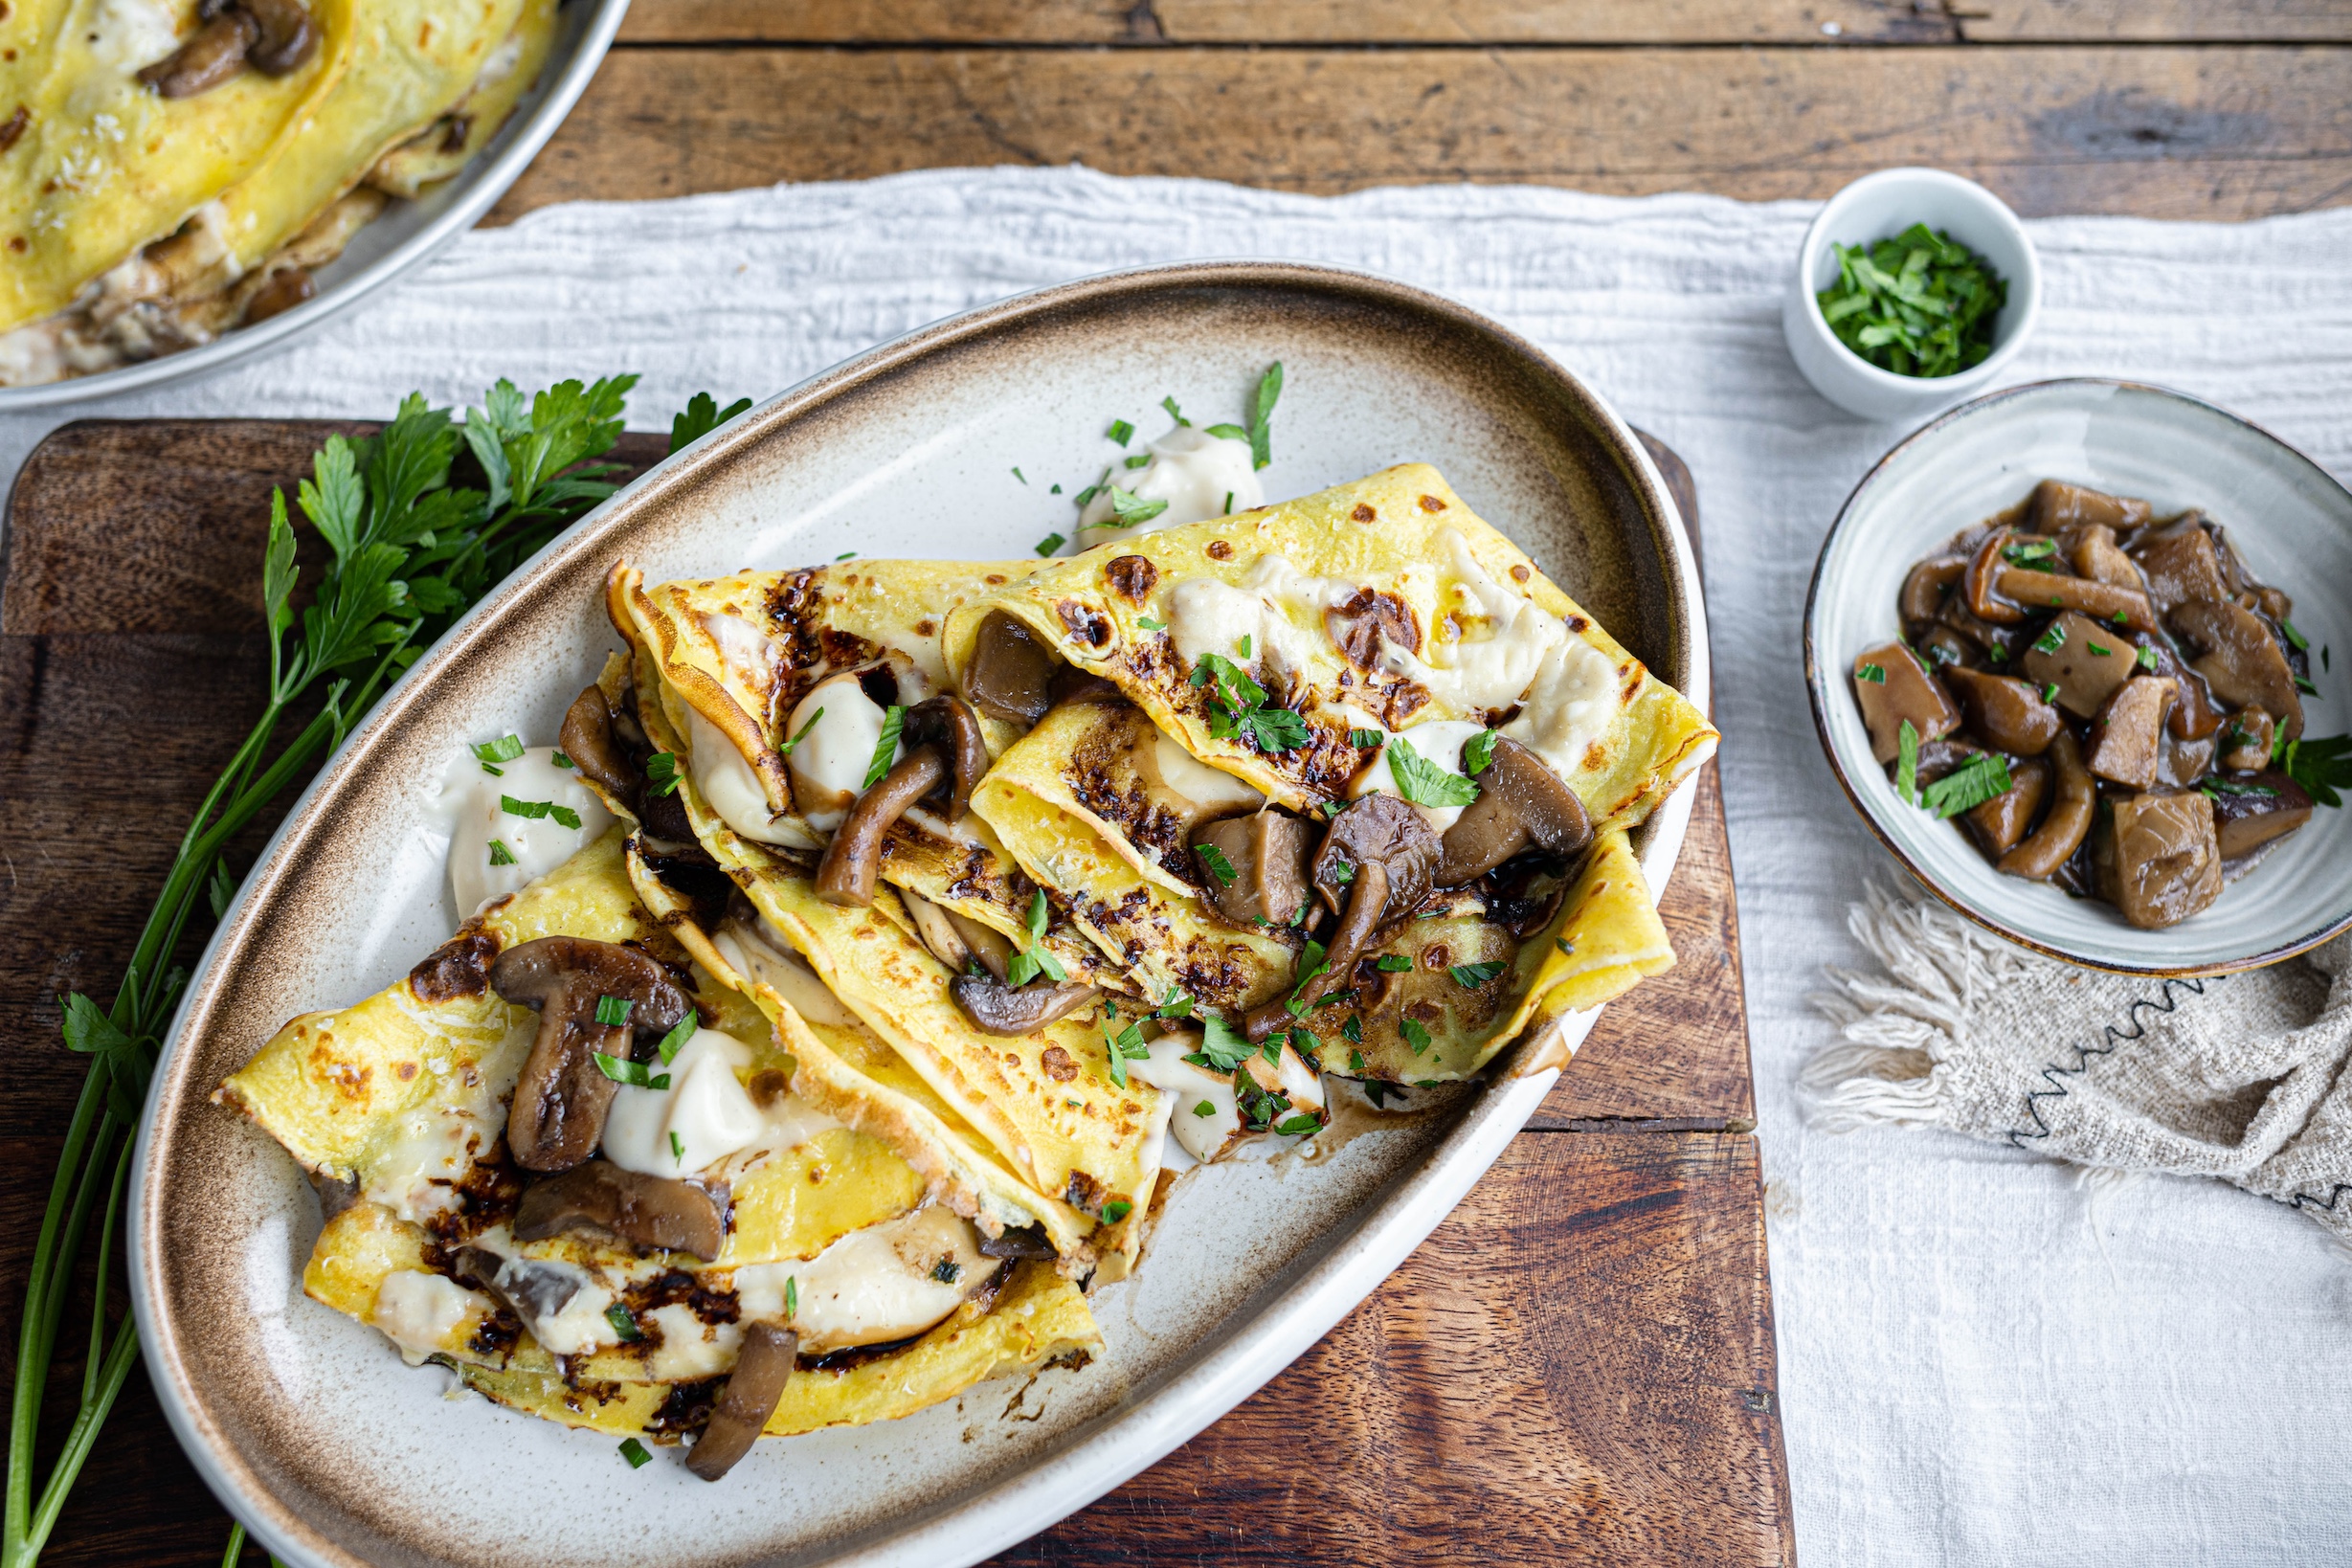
(6, 6), (2348, 1563)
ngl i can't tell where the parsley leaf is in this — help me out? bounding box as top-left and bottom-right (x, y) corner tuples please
(1203, 423), (1246, 441)
(2281, 617), (2309, 652)
(1156, 989), (1195, 1019)
(1194, 1100), (1217, 1117)
(1855, 662), (1886, 684)
(1108, 418), (1134, 446)
(644, 751), (682, 796)
(785, 1276), (799, 1317)
(668, 392), (752, 455)
(1161, 395), (1188, 426)
(1386, 737), (1480, 808)
(1197, 1015), (1253, 1073)
(1274, 1113), (1321, 1137)
(657, 1014), (697, 1063)
(1350, 728), (1385, 749)
(487, 839), (517, 866)
(2280, 732), (2352, 808)
(863, 706), (906, 790)
(472, 733), (525, 769)
(1136, 616), (1165, 631)
(593, 1053), (670, 1091)
(1919, 751), (2013, 819)
(618, 1438), (652, 1470)
(1109, 487), (1169, 526)
(1400, 1019), (1433, 1056)
(1246, 363), (1283, 470)
(1005, 889), (1070, 987)
(1197, 842), (1239, 886)
(778, 707), (824, 756)
(594, 995), (634, 1027)
(2032, 622), (2066, 656)
(1101, 1198), (1134, 1224)
(1102, 1019), (1148, 1087)
(1463, 729), (1498, 775)
(1449, 960), (1508, 989)
(1035, 532), (1066, 556)
(2136, 643), (2160, 672)
(1376, 955), (1414, 973)
(501, 795), (580, 829)
(1894, 719), (1920, 806)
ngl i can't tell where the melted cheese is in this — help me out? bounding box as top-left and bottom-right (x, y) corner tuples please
(732, 1204), (996, 1352)
(1077, 424), (1261, 544)
(782, 673), (896, 834)
(1347, 718), (1488, 834)
(1380, 529), (1568, 712)
(644, 1303), (742, 1380)
(1501, 631), (1623, 783)
(1166, 552), (1355, 681)
(442, 746), (614, 915)
(371, 1269), (482, 1366)
(1152, 732), (1266, 816)
(601, 1030), (766, 1178)
(1132, 1032), (1241, 1164)
(462, 1232), (618, 1356)
(687, 706), (800, 845)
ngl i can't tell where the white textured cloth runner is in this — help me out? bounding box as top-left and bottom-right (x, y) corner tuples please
(10, 167), (2352, 1562)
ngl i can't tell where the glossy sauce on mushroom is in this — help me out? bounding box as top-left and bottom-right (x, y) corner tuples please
(1857, 479), (2329, 930)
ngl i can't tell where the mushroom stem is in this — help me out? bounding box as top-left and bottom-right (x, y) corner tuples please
(1245, 861), (1386, 1042)
(686, 1323), (799, 1481)
(512, 1159), (728, 1261)
(948, 973), (1100, 1036)
(815, 746), (947, 907)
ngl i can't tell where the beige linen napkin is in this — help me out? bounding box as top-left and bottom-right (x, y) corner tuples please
(1809, 883), (2352, 1239)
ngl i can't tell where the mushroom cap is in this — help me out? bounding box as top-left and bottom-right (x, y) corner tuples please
(946, 973), (1100, 1036)
(963, 611), (1059, 726)
(813, 746), (947, 907)
(492, 937), (693, 1173)
(559, 683), (640, 809)
(511, 1158), (728, 1262)
(1433, 736), (1591, 885)
(1310, 793), (1439, 925)
(901, 696), (987, 823)
(1192, 810), (1315, 927)
(685, 1323), (799, 1482)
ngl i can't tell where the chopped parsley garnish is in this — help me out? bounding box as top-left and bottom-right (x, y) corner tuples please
(931, 1257), (963, 1284)
(1894, 719), (1921, 807)
(552, 750), (575, 769)
(1246, 363), (1283, 470)
(644, 751), (683, 796)
(778, 707), (825, 756)
(1161, 394), (1188, 426)
(2281, 617), (2309, 652)
(1035, 532), (1066, 556)
(1376, 955), (1414, 973)
(1005, 888), (1070, 987)
(1400, 1019), (1433, 1056)
(618, 1439), (652, 1470)
(1557, 938), (1575, 957)
(2086, 640), (2112, 659)
(1816, 223), (2005, 378)
(657, 1014), (696, 1063)
(1155, 988), (1195, 1019)
(2002, 538), (2056, 569)
(2200, 779), (2278, 798)
(593, 1053), (670, 1091)
(1100, 1198), (1134, 1224)
(2296, 675), (2320, 696)
(1350, 728), (1384, 749)
(1108, 418), (1134, 446)
(1196, 842), (1239, 886)
(502, 795), (582, 829)
(605, 1304), (642, 1342)
(1223, 491), (1235, 514)
(2032, 622), (2067, 656)
(2278, 732), (2352, 807)
(836, 550), (857, 561)
(472, 733), (525, 772)
(1988, 644), (2008, 662)
(669, 1131), (684, 1161)
(1284, 939), (1333, 1019)
(1109, 486), (1168, 526)
(1919, 751), (2013, 819)
(487, 839), (517, 866)
(1463, 729), (1499, 775)
(1052, 483), (1062, 495)
(594, 994), (634, 1026)
(1101, 1019), (1149, 1087)
(1343, 1016), (1364, 1045)
(1237, 635), (1252, 659)
(2137, 643), (2160, 672)
(862, 706), (906, 790)
(1190, 651), (1307, 753)
(1386, 737), (1480, 808)
(785, 1276), (798, 1318)
(1449, 960), (1508, 989)
(1195, 1014), (1252, 1073)
(1123, 454), (1152, 470)
(1012, 466), (1027, 483)
(1194, 1100), (1217, 1117)
(2040, 683), (2060, 704)
(1274, 1114), (1321, 1137)
(1855, 663), (1886, 684)
(1137, 616), (1166, 631)
(1329, 859), (1355, 886)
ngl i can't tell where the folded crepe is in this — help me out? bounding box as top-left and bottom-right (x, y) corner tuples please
(215, 825), (1100, 1447)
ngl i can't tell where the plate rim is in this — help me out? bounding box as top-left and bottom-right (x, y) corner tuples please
(128, 258), (1713, 1566)
(1803, 374), (2352, 977)
(0, 0), (631, 414)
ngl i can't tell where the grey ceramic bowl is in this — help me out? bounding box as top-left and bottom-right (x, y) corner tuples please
(1807, 378), (2352, 974)
(0, 0), (627, 413)
(130, 262), (1712, 1567)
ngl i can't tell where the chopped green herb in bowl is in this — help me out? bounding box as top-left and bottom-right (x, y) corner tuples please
(1817, 223), (2006, 380)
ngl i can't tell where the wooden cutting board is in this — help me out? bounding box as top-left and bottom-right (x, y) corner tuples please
(0, 421), (1790, 1567)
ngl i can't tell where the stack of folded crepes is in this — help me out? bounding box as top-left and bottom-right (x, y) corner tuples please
(215, 463), (1715, 1477)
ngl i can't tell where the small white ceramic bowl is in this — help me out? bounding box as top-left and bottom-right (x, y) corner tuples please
(1783, 168), (2042, 422)
(1805, 378), (2352, 976)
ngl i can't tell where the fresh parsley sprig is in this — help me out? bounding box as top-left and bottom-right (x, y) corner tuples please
(1004, 889), (1071, 988)
(14, 378), (748, 1568)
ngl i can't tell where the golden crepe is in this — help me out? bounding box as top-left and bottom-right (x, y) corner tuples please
(216, 826), (1102, 1453)
(0, 0), (557, 385)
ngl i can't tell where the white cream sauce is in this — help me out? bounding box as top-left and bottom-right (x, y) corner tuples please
(732, 1204), (995, 1352)
(1346, 717), (1488, 834)
(644, 1303), (742, 1381)
(1151, 732), (1265, 816)
(1131, 1031), (1241, 1165)
(687, 706), (807, 847)
(1379, 529), (1568, 713)
(1166, 552), (1355, 683)
(460, 1229), (621, 1357)
(602, 1029), (767, 1178)
(1077, 424), (1261, 544)
(371, 1270), (482, 1366)
(780, 673), (896, 834)
(91, 0), (191, 73)
(441, 745), (613, 916)
(1500, 630), (1624, 784)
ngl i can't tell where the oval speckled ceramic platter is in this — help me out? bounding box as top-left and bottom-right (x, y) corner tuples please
(129, 262), (1711, 1568)
(1805, 378), (2352, 975)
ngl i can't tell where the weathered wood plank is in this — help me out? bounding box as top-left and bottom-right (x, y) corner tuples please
(490, 45), (2352, 223)
(616, 0), (2352, 46)
(997, 1131), (1791, 1567)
